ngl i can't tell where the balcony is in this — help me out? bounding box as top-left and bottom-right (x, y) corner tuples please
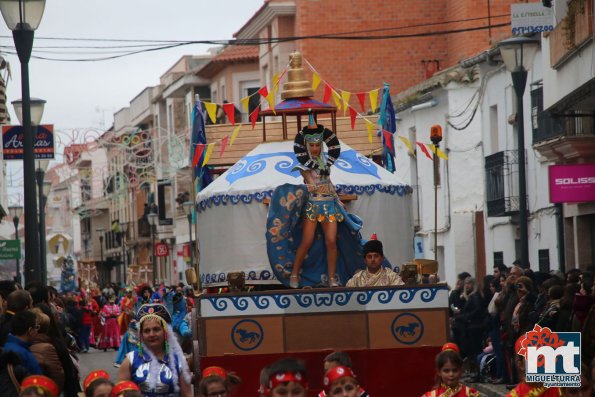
(485, 150), (520, 217)
(550, 0), (594, 68)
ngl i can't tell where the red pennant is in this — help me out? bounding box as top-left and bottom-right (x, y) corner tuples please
(416, 142), (433, 160)
(223, 103), (235, 125)
(349, 106), (358, 130)
(356, 92), (366, 113)
(192, 144), (205, 167)
(382, 129), (394, 153)
(219, 136), (229, 159)
(250, 106), (260, 129)
(258, 86), (269, 98)
(323, 83), (332, 103)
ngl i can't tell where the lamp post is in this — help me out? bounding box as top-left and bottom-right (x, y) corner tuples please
(81, 232), (89, 260)
(96, 227), (105, 286)
(8, 205), (23, 284)
(182, 201), (195, 284)
(430, 125), (443, 262)
(1, 0), (47, 283)
(147, 213), (158, 286)
(35, 159), (50, 284)
(498, 36), (539, 268)
(120, 222), (128, 285)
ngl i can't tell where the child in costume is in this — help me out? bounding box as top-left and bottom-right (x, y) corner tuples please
(322, 365), (363, 397)
(111, 381), (141, 397)
(421, 343), (480, 397)
(198, 366), (242, 397)
(98, 296), (121, 351)
(318, 351), (369, 397)
(83, 370), (113, 397)
(265, 358), (309, 397)
(19, 375), (59, 397)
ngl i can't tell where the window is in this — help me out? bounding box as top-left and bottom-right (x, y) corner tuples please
(493, 251), (504, 267)
(538, 249), (550, 273)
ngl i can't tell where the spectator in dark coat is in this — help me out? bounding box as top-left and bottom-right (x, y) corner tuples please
(0, 348), (28, 397)
(0, 290), (33, 346)
(3, 311), (41, 375)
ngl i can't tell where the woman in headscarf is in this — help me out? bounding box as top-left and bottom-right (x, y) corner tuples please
(118, 303), (191, 397)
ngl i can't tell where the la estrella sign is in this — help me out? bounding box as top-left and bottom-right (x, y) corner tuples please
(1, 124), (55, 160)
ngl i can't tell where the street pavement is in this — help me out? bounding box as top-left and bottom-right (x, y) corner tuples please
(78, 347), (120, 383)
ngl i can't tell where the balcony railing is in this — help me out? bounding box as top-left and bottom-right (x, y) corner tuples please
(550, 0), (594, 67)
(485, 150), (520, 217)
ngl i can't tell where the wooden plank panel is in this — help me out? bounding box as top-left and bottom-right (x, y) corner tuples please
(368, 309), (448, 349)
(204, 317), (284, 356)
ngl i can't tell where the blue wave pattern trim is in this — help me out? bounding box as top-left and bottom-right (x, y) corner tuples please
(204, 287), (445, 312)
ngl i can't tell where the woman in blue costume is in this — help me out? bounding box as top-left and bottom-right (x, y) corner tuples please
(118, 303), (191, 397)
(267, 111), (364, 288)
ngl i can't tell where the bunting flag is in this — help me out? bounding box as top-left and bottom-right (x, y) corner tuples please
(223, 102), (235, 125)
(398, 136), (415, 156)
(369, 89), (379, 113)
(416, 142), (433, 160)
(272, 72), (280, 94)
(356, 92), (366, 113)
(428, 144), (449, 160)
(230, 125), (242, 146)
(241, 96), (250, 113)
(331, 90), (342, 110)
(202, 143), (215, 166)
(258, 86), (269, 98)
(380, 84), (396, 173)
(312, 72), (321, 91)
(341, 91), (351, 116)
(265, 90), (276, 114)
(250, 106), (260, 129)
(204, 102), (218, 124)
(219, 135), (229, 158)
(349, 106), (358, 130)
(192, 144), (205, 167)
(323, 83), (332, 103)
(365, 119), (375, 143)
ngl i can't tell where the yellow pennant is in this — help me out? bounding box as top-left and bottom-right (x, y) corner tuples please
(230, 125), (242, 146)
(398, 136), (415, 156)
(365, 119), (375, 143)
(266, 90), (276, 114)
(241, 96), (250, 113)
(332, 90), (342, 110)
(202, 143), (215, 166)
(436, 147), (448, 160)
(341, 91), (351, 116)
(369, 89), (379, 112)
(312, 72), (321, 90)
(272, 72), (280, 94)
(204, 102), (218, 124)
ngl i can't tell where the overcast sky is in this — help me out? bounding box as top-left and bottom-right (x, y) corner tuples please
(1, 0), (262, 130)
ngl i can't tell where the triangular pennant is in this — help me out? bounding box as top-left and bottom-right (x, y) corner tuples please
(312, 72), (321, 91)
(266, 90), (276, 114)
(223, 103), (235, 125)
(365, 119), (375, 143)
(356, 92), (366, 113)
(230, 125), (242, 146)
(192, 144), (205, 167)
(398, 136), (415, 156)
(250, 106), (260, 129)
(341, 91), (351, 116)
(204, 102), (218, 124)
(331, 90), (342, 110)
(323, 83), (332, 103)
(369, 89), (379, 113)
(241, 96), (250, 113)
(349, 106), (358, 130)
(436, 147), (449, 160)
(202, 143), (215, 166)
(219, 135), (229, 159)
(258, 86), (269, 98)
(382, 129), (394, 153)
(272, 72), (280, 94)
(416, 142), (433, 160)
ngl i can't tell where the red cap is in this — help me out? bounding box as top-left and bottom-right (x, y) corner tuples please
(202, 366), (227, 379)
(370, 233), (378, 240)
(83, 370), (110, 390)
(21, 375), (59, 397)
(323, 366), (356, 392)
(441, 343), (460, 353)
(112, 381), (140, 397)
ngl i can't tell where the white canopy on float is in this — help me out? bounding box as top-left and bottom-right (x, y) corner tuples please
(196, 140), (413, 287)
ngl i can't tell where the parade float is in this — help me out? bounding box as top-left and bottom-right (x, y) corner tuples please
(192, 52), (448, 396)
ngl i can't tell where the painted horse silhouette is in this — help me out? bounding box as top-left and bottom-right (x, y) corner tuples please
(236, 328), (260, 344)
(394, 322), (419, 337)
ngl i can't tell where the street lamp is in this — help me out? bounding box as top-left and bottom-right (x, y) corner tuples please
(96, 227), (105, 286)
(430, 125), (443, 262)
(120, 222), (128, 285)
(8, 205), (23, 284)
(35, 159), (49, 284)
(498, 36), (540, 268)
(147, 213), (158, 286)
(1, 0), (47, 283)
(81, 232), (90, 260)
(182, 201), (195, 283)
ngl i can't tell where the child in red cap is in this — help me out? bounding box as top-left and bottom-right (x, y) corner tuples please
(421, 343), (480, 397)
